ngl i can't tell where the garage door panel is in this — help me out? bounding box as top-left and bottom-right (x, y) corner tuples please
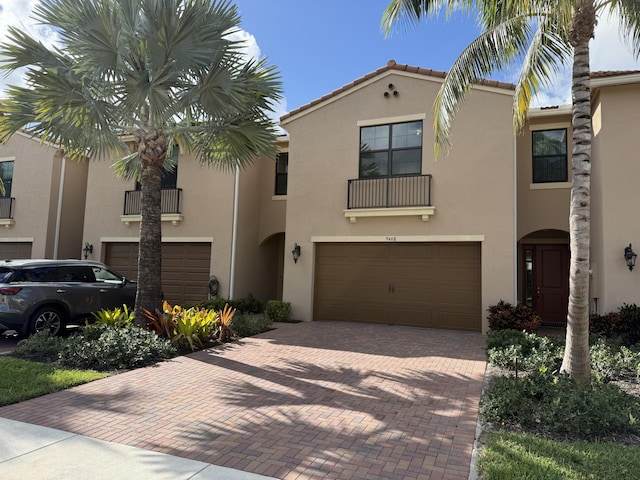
(439, 244), (480, 260)
(317, 264), (388, 283)
(0, 242), (32, 259)
(105, 242), (211, 305)
(439, 312), (480, 331)
(394, 244), (435, 259)
(353, 306), (389, 324)
(314, 242), (481, 331)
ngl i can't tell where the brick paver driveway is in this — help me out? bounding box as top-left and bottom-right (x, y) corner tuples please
(0, 321), (486, 479)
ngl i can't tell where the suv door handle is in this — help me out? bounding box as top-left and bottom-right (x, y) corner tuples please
(56, 289), (67, 294)
(99, 289), (108, 293)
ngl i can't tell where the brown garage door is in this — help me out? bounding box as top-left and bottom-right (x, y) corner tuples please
(314, 242), (481, 331)
(104, 242), (211, 305)
(0, 242), (32, 260)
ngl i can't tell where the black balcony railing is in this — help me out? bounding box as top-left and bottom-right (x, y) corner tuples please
(0, 197), (14, 219)
(347, 174), (432, 209)
(123, 188), (182, 215)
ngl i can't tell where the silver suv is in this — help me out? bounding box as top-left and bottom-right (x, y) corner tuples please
(0, 259), (137, 336)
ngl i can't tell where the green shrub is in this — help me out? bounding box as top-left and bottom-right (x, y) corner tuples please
(59, 324), (175, 371)
(618, 303), (640, 345)
(590, 311), (623, 338)
(192, 294), (263, 314)
(145, 301), (218, 351)
(91, 304), (134, 328)
(266, 300), (292, 322)
(487, 300), (541, 332)
(12, 330), (65, 363)
(481, 369), (640, 438)
(232, 294), (262, 314)
(486, 329), (563, 372)
(231, 312), (273, 337)
(591, 339), (640, 382)
(173, 307), (218, 351)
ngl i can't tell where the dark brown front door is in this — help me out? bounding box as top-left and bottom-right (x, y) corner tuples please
(523, 244), (569, 325)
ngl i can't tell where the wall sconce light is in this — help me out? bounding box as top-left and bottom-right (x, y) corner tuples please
(83, 242), (93, 260)
(291, 243), (301, 263)
(624, 244), (637, 271)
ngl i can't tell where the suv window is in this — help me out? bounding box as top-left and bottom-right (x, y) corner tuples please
(0, 267), (14, 283)
(93, 266), (124, 284)
(22, 266), (96, 282)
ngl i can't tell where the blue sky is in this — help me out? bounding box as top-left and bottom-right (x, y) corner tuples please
(230, 0), (640, 118)
(1, 1), (640, 121)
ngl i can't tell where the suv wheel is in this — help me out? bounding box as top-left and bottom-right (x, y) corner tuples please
(31, 306), (65, 336)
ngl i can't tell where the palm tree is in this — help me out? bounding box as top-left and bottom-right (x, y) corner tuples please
(383, 0), (640, 382)
(0, 0), (282, 324)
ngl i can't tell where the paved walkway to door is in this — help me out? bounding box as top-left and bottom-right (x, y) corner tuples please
(0, 321), (486, 480)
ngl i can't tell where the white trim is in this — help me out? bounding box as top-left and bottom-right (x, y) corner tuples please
(591, 73), (640, 88)
(528, 122), (571, 131)
(0, 219), (15, 228)
(530, 182), (572, 190)
(0, 237), (34, 242)
(357, 113), (427, 127)
(528, 106), (572, 118)
(513, 134), (518, 304)
(53, 156), (66, 259)
(311, 235), (485, 243)
(120, 213), (184, 226)
(271, 195), (287, 201)
(229, 166), (240, 299)
(100, 237), (214, 243)
(344, 206), (435, 223)
(0, 156), (16, 162)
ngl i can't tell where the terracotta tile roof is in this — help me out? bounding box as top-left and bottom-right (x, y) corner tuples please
(281, 60), (516, 122)
(591, 70), (640, 78)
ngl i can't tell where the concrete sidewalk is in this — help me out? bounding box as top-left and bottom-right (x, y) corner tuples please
(0, 418), (277, 480)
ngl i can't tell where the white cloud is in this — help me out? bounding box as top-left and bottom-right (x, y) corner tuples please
(0, 3), (289, 126)
(0, 0), (57, 94)
(225, 28), (289, 125)
(534, 11), (640, 107)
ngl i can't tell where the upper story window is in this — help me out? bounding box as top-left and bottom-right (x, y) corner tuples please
(532, 129), (568, 183)
(0, 161), (14, 197)
(359, 121), (423, 178)
(275, 152), (288, 195)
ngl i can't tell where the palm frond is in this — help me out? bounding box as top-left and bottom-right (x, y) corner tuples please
(610, 0), (640, 60)
(382, 0), (476, 36)
(434, 14), (533, 155)
(512, 20), (572, 129)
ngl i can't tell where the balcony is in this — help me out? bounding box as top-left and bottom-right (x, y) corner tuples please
(0, 197), (15, 227)
(121, 188), (183, 226)
(345, 175), (435, 223)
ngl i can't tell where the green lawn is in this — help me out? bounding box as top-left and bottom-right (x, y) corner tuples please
(0, 356), (110, 407)
(479, 431), (640, 480)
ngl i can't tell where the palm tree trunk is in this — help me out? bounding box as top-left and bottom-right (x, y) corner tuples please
(133, 131), (167, 325)
(561, 1), (595, 382)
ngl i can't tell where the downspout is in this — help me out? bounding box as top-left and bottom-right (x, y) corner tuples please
(513, 133), (518, 304)
(229, 165), (240, 299)
(53, 153), (66, 260)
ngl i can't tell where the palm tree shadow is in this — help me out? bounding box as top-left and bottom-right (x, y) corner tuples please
(180, 352), (483, 478)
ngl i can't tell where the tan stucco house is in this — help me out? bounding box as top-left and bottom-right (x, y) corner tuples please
(0, 132), (88, 260)
(4, 61), (640, 333)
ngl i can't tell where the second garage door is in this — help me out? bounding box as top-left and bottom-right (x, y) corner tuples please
(0, 242), (32, 260)
(314, 242), (481, 331)
(104, 242), (211, 305)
